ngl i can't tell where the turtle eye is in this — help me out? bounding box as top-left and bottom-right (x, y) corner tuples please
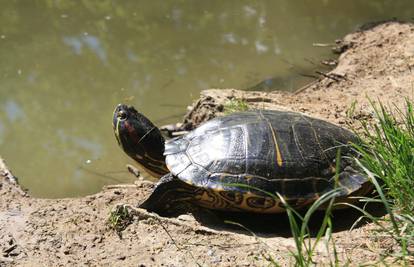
(118, 110), (127, 120)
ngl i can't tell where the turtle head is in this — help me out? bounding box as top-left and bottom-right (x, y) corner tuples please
(113, 104), (169, 178)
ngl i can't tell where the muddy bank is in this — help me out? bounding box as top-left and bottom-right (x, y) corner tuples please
(1, 21), (414, 266)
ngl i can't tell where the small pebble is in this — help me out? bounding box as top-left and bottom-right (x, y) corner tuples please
(207, 249), (214, 256)
(117, 255), (126, 260)
(177, 214), (194, 222)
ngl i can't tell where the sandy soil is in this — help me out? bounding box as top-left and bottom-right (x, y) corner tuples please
(1, 21), (414, 266)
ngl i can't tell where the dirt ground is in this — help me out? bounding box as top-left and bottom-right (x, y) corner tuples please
(1, 21), (414, 266)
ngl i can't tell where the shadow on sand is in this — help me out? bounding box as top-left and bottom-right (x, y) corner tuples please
(167, 201), (386, 238)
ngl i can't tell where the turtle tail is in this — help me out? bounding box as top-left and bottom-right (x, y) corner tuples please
(325, 167), (372, 198)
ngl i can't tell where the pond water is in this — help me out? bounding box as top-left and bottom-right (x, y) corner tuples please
(0, 1), (413, 198)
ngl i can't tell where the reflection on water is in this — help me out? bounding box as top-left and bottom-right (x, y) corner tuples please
(63, 35), (107, 62)
(0, 1), (413, 198)
(4, 100), (26, 122)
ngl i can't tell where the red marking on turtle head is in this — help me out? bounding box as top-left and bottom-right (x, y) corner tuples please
(124, 121), (141, 146)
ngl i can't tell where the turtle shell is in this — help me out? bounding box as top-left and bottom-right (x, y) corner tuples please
(164, 110), (365, 211)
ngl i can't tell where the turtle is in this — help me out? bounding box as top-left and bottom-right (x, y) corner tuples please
(113, 104), (371, 214)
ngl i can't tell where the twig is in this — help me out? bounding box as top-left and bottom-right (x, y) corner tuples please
(315, 71), (341, 82)
(158, 220), (202, 266)
(313, 43), (335, 47)
(122, 205), (221, 235)
(127, 164), (140, 177)
(299, 73), (319, 79)
(184, 241), (259, 249)
(104, 184), (138, 189)
(244, 97), (272, 103)
(294, 80), (319, 95)
(3, 244), (17, 254)
(79, 166), (124, 183)
(304, 57), (319, 66)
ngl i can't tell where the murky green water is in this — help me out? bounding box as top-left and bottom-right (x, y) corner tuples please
(0, 1), (413, 198)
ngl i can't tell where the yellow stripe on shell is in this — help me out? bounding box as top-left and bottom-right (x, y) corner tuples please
(268, 123), (283, 167)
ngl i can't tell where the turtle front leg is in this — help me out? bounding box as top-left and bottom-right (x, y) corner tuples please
(139, 173), (197, 215)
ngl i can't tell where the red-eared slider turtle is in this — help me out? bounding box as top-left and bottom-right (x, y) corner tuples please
(113, 104), (370, 214)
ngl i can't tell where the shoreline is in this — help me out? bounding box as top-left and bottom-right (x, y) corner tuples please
(1, 21), (414, 266)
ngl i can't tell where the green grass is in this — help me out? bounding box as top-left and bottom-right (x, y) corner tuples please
(280, 189), (342, 266)
(343, 163), (414, 265)
(108, 204), (135, 238)
(349, 98), (414, 264)
(353, 99), (414, 213)
(223, 98), (249, 114)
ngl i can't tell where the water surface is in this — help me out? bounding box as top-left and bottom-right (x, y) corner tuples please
(0, 1), (413, 197)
